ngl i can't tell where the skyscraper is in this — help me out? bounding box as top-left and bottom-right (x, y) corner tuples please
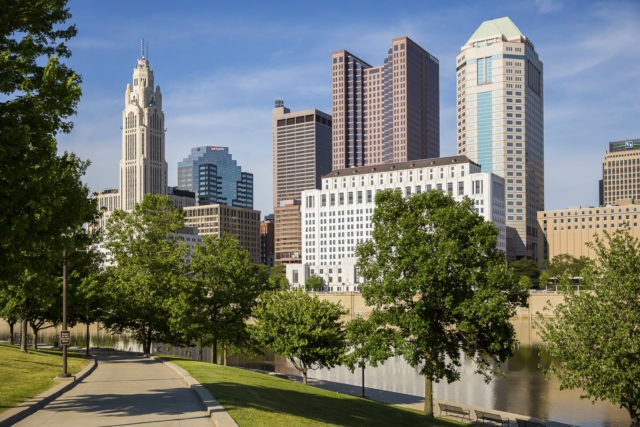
(601, 138), (640, 206)
(331, 36), (439, 171)
(272, 100), (332, 264)
(456, 17), (544, 261)
(119, 52), (168, 211)
(178, 146), (253, 208)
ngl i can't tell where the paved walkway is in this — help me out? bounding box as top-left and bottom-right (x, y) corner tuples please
(14, 351), (212, 427)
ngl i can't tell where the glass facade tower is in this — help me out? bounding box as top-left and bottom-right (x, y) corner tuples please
(177, 146), (253, 208)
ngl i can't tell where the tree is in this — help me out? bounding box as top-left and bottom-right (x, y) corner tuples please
(175, 235), (274, 364)
(344, 317), (393, 397)
(356, 189), (528, 416)
(509, 258), (540, 288)
(539, 229), (640, 426)
(102, 195), (189, 354)
(251, 290), (347, 384)
(546, 254), (590, 280)
(1, 1), (83, 290)
(304, 274), (324, 292)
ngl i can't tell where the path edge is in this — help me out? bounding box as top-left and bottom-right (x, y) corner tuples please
(155, 357), (238, 427)
(0, 354), (98, 427)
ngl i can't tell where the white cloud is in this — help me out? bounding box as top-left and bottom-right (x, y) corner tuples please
(534, 0), (563, 14)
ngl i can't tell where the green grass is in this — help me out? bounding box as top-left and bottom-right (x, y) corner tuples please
(0, 343), (91, 412)
(164, 356), (462, 427)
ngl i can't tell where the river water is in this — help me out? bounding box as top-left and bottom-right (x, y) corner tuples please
(217, 316), (631, 427)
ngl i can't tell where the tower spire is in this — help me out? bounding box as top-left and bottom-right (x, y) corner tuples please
(140, 38), (145, 59)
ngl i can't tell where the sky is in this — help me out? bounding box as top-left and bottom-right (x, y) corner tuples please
(58, 0), (640, 217)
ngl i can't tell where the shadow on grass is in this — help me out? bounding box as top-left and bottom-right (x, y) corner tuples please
(202, 380), (459, 427)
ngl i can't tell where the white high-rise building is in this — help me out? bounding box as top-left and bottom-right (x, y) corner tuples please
(286, 156), (506, 291)
(119, 52), (168, 211)
(456, 17), (543, 262)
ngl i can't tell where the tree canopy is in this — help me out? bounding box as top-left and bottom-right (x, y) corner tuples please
(545, 253), (590, 279)
(356, 189), (528, 415)
(1, 0), (84, 287)
(174, 234), (275, 363)
(509, 258), (540, 288)
(251, 290), (346, 384)
(539, 229), (640, 426)
(102, 195), (188, 354)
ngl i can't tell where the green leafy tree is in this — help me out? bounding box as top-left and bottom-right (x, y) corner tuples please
(356, 189), (528, 416)
(546, 254), (590, 279)
(251, 290), (347, 384)
(102, 195), (188, 354)
(67, 230), (106, 355)
(344, 317), (393, 396)
(1, 1), (83, 289)
(539, 229), (640, 426)
(175, 235), (273, 364)
(304, 274), (325, 292)
(510, 258), (540, 288)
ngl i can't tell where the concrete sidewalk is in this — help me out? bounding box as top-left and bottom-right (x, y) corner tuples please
(12, 351), (213, 427)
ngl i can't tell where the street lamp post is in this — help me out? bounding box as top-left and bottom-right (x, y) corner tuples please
(59, 249), (70, 378)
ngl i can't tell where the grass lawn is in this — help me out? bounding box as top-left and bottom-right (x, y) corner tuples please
(164, 356), (462, 427)
(0, 343), (91, 413)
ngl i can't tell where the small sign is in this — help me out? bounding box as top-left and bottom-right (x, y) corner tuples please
(60, 330), (70, 345)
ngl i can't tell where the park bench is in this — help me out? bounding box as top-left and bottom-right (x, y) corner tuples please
(516, 419), (546, 427)
(475, 409), (509, 426)
(437, 403), (471, 420)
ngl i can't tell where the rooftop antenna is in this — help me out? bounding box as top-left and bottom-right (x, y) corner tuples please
(140, 38), (145, 59)
(146, 40), (149, 61)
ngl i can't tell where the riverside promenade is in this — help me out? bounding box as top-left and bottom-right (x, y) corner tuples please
(11, 351), (214, 427)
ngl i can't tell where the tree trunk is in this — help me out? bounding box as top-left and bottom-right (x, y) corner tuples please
(302, 369), (308, 385)
(423, 376), (434, 416)
(85, 317), (90, 356)
(199, 337), (203, 361)
(223, 342), (227, 366)
(142, 327), (151, 355)
(33, 328), (38, 350)
(9, 321), (15, 345)
(20, 319), (28, 352)
(211, 335), (218, 364)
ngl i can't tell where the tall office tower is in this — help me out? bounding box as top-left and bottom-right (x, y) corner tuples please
(178, 146), (253, 208)
(601, 139), (640, 206)
(119, 51), (168, 211)
(456, 17), (544, 261)
(331, 36), (439, 171)
(272, 100), (332, 264)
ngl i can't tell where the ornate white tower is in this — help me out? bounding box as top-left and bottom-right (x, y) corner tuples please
(119, 46), (168, 211)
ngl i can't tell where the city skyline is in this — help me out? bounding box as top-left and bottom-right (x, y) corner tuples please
(58, 0), (640, 217)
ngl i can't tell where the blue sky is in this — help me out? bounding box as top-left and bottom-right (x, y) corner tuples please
(58, 0), (640, 216)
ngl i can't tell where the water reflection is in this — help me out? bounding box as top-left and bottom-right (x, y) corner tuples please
(306, 346), (629, 427)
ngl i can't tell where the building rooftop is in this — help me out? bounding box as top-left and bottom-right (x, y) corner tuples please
(466, 16), (524, 45)
(323, 155), (479, 178)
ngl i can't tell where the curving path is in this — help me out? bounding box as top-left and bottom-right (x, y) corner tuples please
(14, 351), (212, 427)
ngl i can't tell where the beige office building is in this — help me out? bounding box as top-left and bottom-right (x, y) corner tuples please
(272, 100), (332, 264)
(331, 36), (439, 171)
(184, 204), (261, 264)
(273, 199), (303, 264)
(537, 200), (640, 263)
(456, 17), (544, 262)
(601, 139), (640, 206)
